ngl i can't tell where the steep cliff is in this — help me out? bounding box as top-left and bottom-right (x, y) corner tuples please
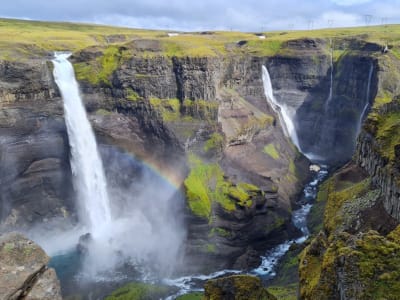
(299, 50), (400, 299)
(1, 20), (398, 276)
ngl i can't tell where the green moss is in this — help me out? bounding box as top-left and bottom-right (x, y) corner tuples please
(375, 110), (400, 162)
(176, 292), (204, 300)
(204, 133), (224, 154)
(288, 160), (296, 174)
(184, 154), (259, 219)
(263, 143), (280, 160)
(209, 227), (232, 238)
(105, 282), (170, 300)
(127, 88), (141, 101)
(95, 108), (112, 116)
(324, 178), (371, 234)
(267, 284), (298, 300)
(205, 243), (217, 253)
(73, 45), (127, 86)
(237, 182), (260, 192)
(182, 99), (219, 121)
(149, 97), (181, 122)
(205, 275), (276, 300)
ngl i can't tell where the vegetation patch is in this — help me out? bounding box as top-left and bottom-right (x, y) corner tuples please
(263, 143), (280, 160)
(324, 177), (371, 234)
(105, 282), (171, 300)
(176, 292), (204, 300)
(209, 227), (232, 238)
(149, 97), (181, 122)
(375, 110), (400, 161)
(267, 284), (298, 300)
(127, 88), (141, 101)
(74, 45), (129, 86)
(204, 132), (225, 154)
(184, 154), (258, 219)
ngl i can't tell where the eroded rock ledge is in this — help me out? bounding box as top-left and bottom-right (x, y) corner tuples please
(0, 232), (62, 300)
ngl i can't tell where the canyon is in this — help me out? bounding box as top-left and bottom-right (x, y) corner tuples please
(0, 18), (400, 299)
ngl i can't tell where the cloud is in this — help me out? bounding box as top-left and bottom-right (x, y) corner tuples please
(2, 0), (400, 31)
(332, 0), (372, 6)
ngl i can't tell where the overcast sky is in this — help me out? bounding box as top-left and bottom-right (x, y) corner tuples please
(2, 0), (400, 31)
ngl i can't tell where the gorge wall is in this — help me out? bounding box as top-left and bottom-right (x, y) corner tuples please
(298, 51), (400, 299)
(0, 34), (383, 273)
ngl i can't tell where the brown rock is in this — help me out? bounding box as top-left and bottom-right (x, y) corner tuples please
(0, 232), (62, 300)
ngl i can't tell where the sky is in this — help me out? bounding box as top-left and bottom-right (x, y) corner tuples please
(2, 0), (400, 31)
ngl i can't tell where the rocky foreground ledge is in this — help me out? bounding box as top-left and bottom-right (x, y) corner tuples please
(0, 232), (62, 300)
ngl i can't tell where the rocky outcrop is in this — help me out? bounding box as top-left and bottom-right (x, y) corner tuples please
(204, 275), (277, 300)
(356, 100), (400, 221)
(0, 232), (62, 300)
(299, 163), (400, 299)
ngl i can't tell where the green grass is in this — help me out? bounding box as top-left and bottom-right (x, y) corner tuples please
(267, 284), (298, 300)
(263, 143), (280, 160)
(105, 282), (170, 300)
(1, 18), (400, 61)
(176, 292), (204, 300)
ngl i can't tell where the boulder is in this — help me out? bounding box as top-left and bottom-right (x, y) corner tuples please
(0, 232), (62, 300)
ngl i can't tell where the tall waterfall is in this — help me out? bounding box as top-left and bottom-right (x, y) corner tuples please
(356, 63), (374, 136)
(262, 65), (301, 150)
(324, 39), (334, 111)
(52, 53), (112, 238)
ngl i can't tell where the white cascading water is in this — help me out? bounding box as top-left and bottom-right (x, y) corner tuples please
(356, 63), (374, 136)
(52, 52), (112, 238)
(324, 39), (334, 112)
(262, 65), (301, 150)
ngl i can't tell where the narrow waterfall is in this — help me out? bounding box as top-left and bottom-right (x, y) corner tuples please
(262, 65), (301, 150)
(356, 63), (374, 136)
(324, 39), (334, 112)
(52, 53), (112, 238)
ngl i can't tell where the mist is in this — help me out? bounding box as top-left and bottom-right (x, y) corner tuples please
(28, 145), (186, 283)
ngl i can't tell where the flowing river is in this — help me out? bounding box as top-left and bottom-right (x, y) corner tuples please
(164, 165), (328, 299)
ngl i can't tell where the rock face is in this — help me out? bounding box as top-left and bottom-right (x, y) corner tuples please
(267, 39), (378, 165)
(356, 99), (400, 221)
(0, 232), (62, 300)
(299, 48), (400, 299)
(204, 275), (276, 300)
(0, 35), (384, 272)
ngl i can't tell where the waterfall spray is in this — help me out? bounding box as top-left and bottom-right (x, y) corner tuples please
(52, 52), (112, 238)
